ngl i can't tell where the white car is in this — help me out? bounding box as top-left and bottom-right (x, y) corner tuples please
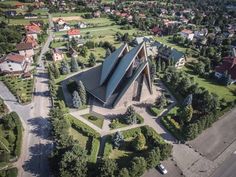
(157, 163), (168, 174)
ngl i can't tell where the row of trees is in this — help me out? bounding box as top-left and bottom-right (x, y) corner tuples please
(72, 80), (87, 109)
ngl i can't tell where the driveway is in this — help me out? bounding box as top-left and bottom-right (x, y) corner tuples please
(188, 108), (236, 161)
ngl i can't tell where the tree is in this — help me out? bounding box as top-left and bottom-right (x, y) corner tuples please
(53, 63), (60, 79)
(125, 106), (137, 125)
(146, 147), (160, 169)
(132, 133), (146, 151)
(183, 123), (199, 141)
(61, 60), (70, 75)
(194, 61), (205, 75)
(78, 80), (87, 105)
(129, 157), (147, 177)
(118, 168), (130, 177)
(155, 94), (167, 109)
(159, 143), (172, 161)
(150, 59), (156, 82)
(72, 91), (82, 109)
(59, 144), (88, 177)
(88, 53), (96, 67)
(99, 158), (118, 177)
(180, 105), (193, 123)
(58, 100), (69, 115)
(71, 57), (79, 72)
(112, 131), (124, 148)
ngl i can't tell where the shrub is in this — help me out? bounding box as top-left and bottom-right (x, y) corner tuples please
(112, 131), (124, 148)
(122, 127), (142, 139)
(132, 133), (146, 151)
(89, 138), (100, 163)
(6, 167), (18, 177)
(109, 119), (119, 129)
(136, 113), (144, 124)
(88, 116), (98, 121)
(148, 106), (161, 116)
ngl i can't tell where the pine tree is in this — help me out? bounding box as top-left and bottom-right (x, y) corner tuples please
(61, 60), (70, 75)
(71, 57), (79, 72)
(58, 100), (69, 115)
(88, 53), (96, 67)
(125, 106), (137, 125)
(129, 157), (147, 177)
(72, 91), (82, 109)
(132, 133), (146, 151)
(78, 80), (87, 105)
(112, 131), (124, 148)
(99, 158), (118, 177)
(53, 62), (60, 79)
(146, 147), (160, 169)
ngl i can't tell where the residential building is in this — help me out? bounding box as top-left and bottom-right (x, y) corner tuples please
(104, 6), (111, 13)
(55, 18), (66, 25)
(78, 22), (87, 29)
(55, 24), (71, 32)
(215, 56), (236, 84)
(0, 53), (28, 74)
(52, 48), (64, 61)
(25, 23), (41, 34)
(180, 29), (194, 41)
(78, 43), (153, 108)
(16, 43), (34, 59)
(67, 29), (80, 40)
(22, 36), (38, 49)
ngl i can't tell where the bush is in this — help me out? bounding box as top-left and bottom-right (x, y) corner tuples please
(122, 127), (142, 139)
(6, 167), (18, 177)
(132, 133), (146, 151)
(136, 113), (144, 124)
(88, 116), (98, 121)
(109, 119), (119, 129)
(148, 106), (161, 116)
(89, 138), (100, 163)
(12, 112), (23, 157)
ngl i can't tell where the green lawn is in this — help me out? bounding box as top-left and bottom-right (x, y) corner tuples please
(81, 114), (104, 128)
(154, 35), (187, 52)
(52, 12), (86, 17)
(69, 127), (89, 148)
(1, 76), (34, 103)
(184, 68), (236, 102)
(50, 41), (68, 48)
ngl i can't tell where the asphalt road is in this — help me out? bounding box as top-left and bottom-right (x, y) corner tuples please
(211, 152), (236, 177)
(0, 13), (54, 177)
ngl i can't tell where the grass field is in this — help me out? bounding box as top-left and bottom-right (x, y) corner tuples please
(184, 68), (236, 102)
(82, 114), (104, 128)
(69, 127), (89, 148)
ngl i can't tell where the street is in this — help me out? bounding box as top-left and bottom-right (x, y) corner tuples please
(211, 152), (236, 177)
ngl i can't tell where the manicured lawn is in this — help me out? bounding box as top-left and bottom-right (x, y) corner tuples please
(69, 127), (88, 148)
(52, 12), (86, 17)
(50, 41), (68, 48)
(184, 68), (236, 102)
(8, 18), (48, 25)
(154, 35), (187, 52)
(1, 76), (34, 103)
(82, 114), (104, 129)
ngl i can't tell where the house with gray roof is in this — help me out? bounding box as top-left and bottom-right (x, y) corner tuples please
(78, 42), (153, 108)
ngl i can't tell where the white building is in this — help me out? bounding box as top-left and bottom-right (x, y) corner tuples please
(0, 53), (28, 74)
(180, 29), (194, 41)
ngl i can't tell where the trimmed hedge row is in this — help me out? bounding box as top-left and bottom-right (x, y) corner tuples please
(12, 112), (23, 158)
(89, 138), (100, 163)
(161, 117), (183, 140)
(67, 114), (100, 138)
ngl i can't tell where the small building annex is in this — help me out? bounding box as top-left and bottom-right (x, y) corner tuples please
(79, 43), (153, 108)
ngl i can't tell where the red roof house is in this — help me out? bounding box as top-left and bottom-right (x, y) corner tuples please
(67, 29), (81, 40)
(25, 23), (41, 34)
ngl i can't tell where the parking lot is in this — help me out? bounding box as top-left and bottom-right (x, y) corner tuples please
(188, 108), (236, 161)
(143, 159), (182, 177)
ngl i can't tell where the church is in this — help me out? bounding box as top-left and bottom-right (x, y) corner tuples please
(79, 42), (153, 108)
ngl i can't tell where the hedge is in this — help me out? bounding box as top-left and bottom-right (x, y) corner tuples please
(67, 114), (100, 138)
(141, 126), (165, 145)
(89, 138), (100, 163)
(161, 117), (183, 140)
(136, 113), (144, 124)
(11, 112), (23, 158)
(148, 106), (162, 116)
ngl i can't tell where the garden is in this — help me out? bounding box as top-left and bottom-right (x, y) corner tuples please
(0, 112), (23, 177)
(160, 68), (236, 141)
(81, 114), (104, 129)
(102, 125), (172, 176)
(0, 76), (34, 104)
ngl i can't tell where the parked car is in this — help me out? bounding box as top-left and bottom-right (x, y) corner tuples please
(157, 163), (168, 174)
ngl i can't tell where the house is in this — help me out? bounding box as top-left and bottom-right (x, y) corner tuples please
(78, 22), (87, 29)
(55, 24), (71, 32)
(104, 6), (111, 13)
(151, 27), (162, 36)
(180, 29), (194, 41)
(25, 23), (41, 34)
(93, 11), (101, 18)
(78, 43), (153, 108)
(67, 29), (80, 40)
(4, 10), (17, 17)
(52, 48), (64, 61)
(55, 18), (66, 25)
(22, 36), (38, 49)
(16, 43), (34, 59)
(26, 31), (38, 40)
(157, 44), (186, 68)
(15, 2), (24, 9)
(0, 53), (28, 74)
(215, 56), (236, 84)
